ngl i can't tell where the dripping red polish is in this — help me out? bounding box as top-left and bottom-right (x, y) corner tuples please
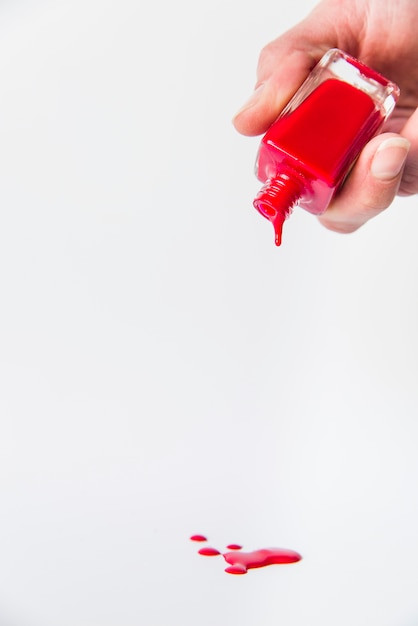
(253, 48), (400, 245)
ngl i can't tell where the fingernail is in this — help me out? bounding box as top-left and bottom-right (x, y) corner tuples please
(233, 83), (265, 119)
(371, 137), (410, 180)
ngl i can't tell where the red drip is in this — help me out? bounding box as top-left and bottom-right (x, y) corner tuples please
(198, 547), (221, 556)
(253, 176), (298, 247)
(226, 544), (242, 550)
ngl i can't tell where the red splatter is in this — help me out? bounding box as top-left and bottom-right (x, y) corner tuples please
(190, 535), (302, 575)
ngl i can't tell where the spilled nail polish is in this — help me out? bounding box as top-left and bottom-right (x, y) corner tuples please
(190, 535), (302, 575)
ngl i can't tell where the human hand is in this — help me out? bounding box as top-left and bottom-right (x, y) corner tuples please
(233, 0), (418, 234)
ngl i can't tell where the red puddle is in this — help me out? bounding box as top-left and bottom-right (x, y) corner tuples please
(190, 535), (301, 575)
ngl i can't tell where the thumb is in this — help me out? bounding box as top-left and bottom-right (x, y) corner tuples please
(318, 133), (410, 234)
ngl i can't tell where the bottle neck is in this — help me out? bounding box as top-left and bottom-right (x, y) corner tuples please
(253, 173), (302, 246)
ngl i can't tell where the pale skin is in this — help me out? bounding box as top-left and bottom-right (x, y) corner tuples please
(233, 0), (418, 234)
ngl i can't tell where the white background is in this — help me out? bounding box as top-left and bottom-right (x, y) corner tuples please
(0, 1), (417, 625)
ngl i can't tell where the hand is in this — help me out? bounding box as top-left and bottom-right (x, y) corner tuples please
(233, 0), (418, 234)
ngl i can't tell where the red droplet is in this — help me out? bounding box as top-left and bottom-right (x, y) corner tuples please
(226, 544), (242, 550)
(198, 547), (221, 557)
(190, 534), (207, 542)
(225, 563), (247, 575)
(223, 548), (302, 575)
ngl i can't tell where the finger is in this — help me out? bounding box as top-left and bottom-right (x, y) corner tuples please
(232, 1), (347, 137)
(232, 38), (330, 137)
(318, 133), (410, 234)
(398, 106), (418, 195)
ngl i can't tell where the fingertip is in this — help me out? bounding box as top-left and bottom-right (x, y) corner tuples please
(232, 82), (277, 136)
(370, 136), (410, 181)
(232, 83), (265, 135)
(232, 51), (325, 136)
(232, 82), (265, 118)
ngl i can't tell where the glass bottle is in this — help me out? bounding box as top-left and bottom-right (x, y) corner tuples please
(253, 48), (400, 245)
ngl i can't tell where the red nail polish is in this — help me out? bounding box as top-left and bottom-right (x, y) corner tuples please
(253, 49), (400, 245)
(191, 535), (302, 575)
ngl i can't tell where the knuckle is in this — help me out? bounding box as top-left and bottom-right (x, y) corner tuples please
(257, 43), (278, 73)
(258, 43), (275, 62)
(361, 186), (396, 213)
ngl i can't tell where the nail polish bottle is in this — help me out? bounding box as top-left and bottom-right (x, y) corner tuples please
(253, 48), (400, 245)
